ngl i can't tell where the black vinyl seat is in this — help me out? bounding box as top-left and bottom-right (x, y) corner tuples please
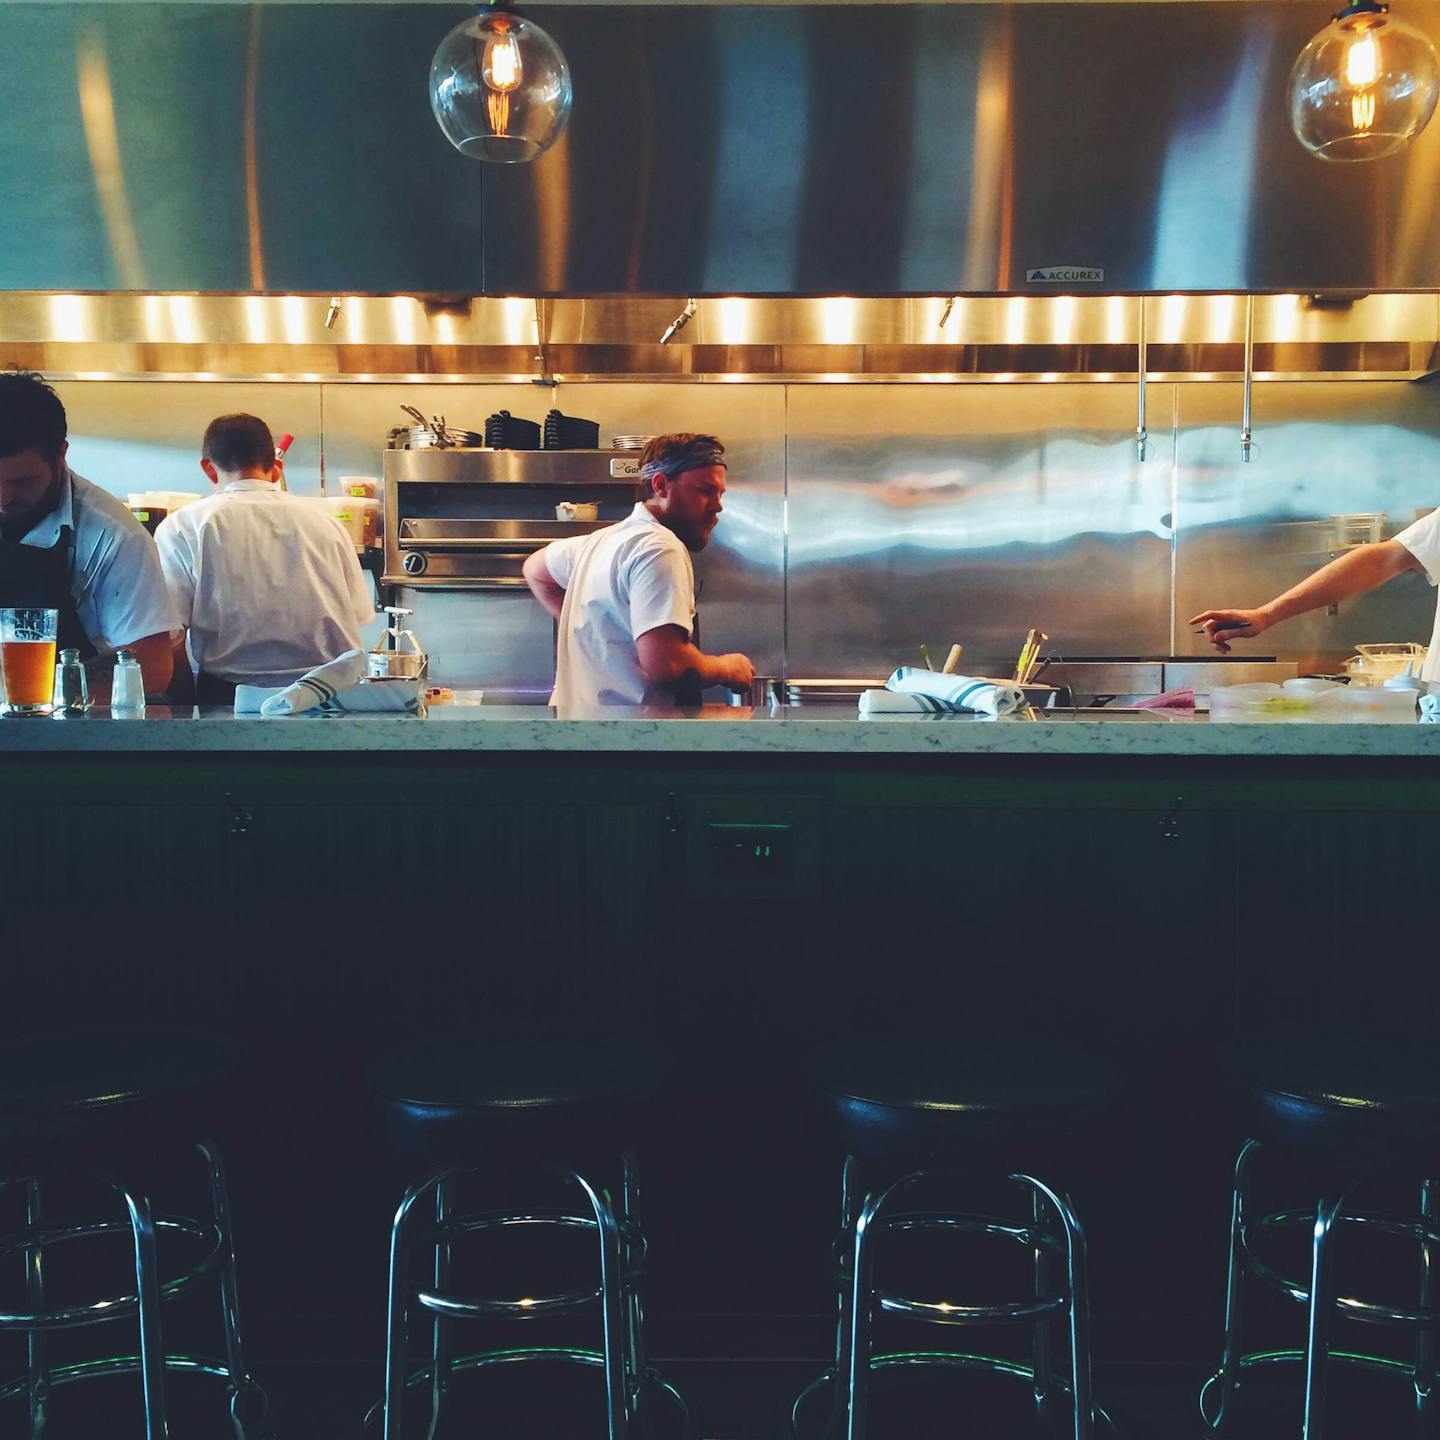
(369, 1032), (690, 1440)
(0, 1031), (238, 1168)
(796, 1035), (1120, 1440)
(0, 1030), (263, 1440)
(820, 1037), (1119, 1166)
(1202, 1031), (1440, 1438)
(373, 1034), (665, 1165)
(1237, 1030), (1440, 1169)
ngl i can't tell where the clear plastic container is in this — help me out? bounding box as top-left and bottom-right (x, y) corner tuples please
(1345, 642), (1428, 687)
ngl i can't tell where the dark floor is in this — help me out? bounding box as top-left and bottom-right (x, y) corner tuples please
(13, 1352), (1419, 1439)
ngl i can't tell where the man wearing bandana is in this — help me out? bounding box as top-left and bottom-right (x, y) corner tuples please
(524, 432), (754, 708)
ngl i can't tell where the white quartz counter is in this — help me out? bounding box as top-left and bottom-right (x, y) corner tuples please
(1, 702), (1438, 757)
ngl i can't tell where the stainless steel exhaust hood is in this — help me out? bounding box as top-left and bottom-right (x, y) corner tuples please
(1, 292), (1435, 380)
(6, 3), (1440, 297)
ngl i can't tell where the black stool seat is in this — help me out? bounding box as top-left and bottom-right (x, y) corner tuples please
(820, 1035), (1119, 1165)
(1237, 1031), (1440, 1169)
(0, 1031), (238, 1166)
(373, 1034), (668, 1164)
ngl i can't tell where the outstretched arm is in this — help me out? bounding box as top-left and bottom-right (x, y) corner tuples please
(1190, 540), (1423, 653)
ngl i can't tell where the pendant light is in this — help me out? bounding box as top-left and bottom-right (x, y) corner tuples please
(430, 3), (572, 163)
(1289, 0), (1440, 161)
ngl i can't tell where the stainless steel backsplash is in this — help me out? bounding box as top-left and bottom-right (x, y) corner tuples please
(52, 378), (1440, 684)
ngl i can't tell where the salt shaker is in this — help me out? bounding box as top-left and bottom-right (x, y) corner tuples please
(110, 649), (146, 717)
(54, 648), (90, 715)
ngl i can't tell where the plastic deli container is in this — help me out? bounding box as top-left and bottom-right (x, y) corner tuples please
(338, 476), (378, 500)
(1344, 643), (1428, 687)
(1210, 681), (1418, 722)
(321, 496), (380, 548)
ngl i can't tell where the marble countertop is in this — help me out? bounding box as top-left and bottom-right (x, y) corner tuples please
(1, 700), (1437, 757)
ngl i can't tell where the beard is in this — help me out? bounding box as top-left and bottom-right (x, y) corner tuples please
(0, 462), (63, 536)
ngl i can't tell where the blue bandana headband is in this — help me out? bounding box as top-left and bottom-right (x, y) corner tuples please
(641, 441), (727, 484)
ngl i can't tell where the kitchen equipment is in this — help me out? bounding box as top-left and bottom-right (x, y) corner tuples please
(725, 675), (784, 709)
(484, 410), (541, 450)
(919, 644), (933, 670)
(611, 436), (653, 451)
(782, 678), (884, 707)
(555, 501), (600, 521)
(395, 407), (485, 450)
(369, 607), (428, 680)
(1344, 642), (1428, 687)
(942, 644), (964, 675)
(543, 410), (601, 450)
(1331, 512), (1386, 548)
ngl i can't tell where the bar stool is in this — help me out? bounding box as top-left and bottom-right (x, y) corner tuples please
(368, 1033), (691, 1440)
(1200, 1031), (1440, 1439)
(0, 1031), (265, 1439)
(791, 1036), (1118, 1440)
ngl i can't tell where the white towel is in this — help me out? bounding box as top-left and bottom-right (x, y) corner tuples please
(234, 684), (283, 715)
(258, 650), (368, 717)
(883, 666), (1027, 717)
(1422, 694), (1439, 723)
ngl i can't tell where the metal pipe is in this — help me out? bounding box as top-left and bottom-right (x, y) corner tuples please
(1241, 296), (1255, 463)
(1136, 298), (1148, 462)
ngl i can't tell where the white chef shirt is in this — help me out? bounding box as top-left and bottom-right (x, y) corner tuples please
(1394, 508), (1440, 682)
(542, 503), (696, 706)
(12, 468), (179, 654)
(155, 479), (374, 686)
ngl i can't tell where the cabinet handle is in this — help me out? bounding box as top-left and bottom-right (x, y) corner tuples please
(663, 792), (680, 835)
(1159, 796), (1184, 841)
(225, 793), (254, 838)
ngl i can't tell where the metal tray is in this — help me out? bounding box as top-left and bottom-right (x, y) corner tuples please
(398, 518), (609, 549)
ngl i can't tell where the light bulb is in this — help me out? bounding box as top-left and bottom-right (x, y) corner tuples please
(484, 30), (522, 92)
(1289, 3), (1440, 161)
(430, 5), (572, 163)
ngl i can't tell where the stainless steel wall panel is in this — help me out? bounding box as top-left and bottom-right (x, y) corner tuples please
(51, 380), (325, 499)
(785, 383), (1176, 678)
(1173, 381), (1440, 673)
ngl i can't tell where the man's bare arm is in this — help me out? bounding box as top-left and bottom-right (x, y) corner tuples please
(1190, 540), (1424, 653)
(523, 549), (566, 620)
(635, 625), (755, 694)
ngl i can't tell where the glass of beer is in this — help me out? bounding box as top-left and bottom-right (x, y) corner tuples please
(0, 608), (59, 715)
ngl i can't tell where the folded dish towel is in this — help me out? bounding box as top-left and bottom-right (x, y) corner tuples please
(259, 650), (368, 716)
(881, 666), (1027, 717)
(1422, 693), (1439, 723)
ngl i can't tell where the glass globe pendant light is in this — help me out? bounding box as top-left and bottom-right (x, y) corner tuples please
(430, 3), (573, 163)
(1289, 0), (1440, 160)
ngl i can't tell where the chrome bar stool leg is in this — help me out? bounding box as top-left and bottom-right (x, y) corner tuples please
(621, 1151), (649, 1430)
(821, 1155), (859, 1440)
(1031, 1185), (1055, 1420)
(1417, 1179), (1440, 1435)
(25, 1179), (49, 1440)
(1207, 1138), (1262, 1434)
(845, 1184), (891, 1440)
(122, 1185), (170, 1440)
(1018, 1174), (1094, 1440)
(1301, 1193), (1347, 1440)
(199, 1140), (261, 1440)
(426, 1177), (456, 1440)
(573, 1169), (630, 1440)
(383, 1174), (435, 1440)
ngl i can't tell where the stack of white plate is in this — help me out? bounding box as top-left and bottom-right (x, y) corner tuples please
(784, 678), (884, 706)
(611, 435), (653, 450)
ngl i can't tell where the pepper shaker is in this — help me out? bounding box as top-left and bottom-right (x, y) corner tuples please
(53, 648), (90, 715)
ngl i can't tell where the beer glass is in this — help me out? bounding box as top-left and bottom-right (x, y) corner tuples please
(0, 608), (59, 715)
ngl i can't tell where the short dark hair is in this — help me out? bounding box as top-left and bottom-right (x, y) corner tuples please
(0, 371), (67, 462)
(202, 414), (276, 473)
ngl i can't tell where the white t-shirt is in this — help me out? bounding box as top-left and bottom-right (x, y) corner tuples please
(1395, 509), (1440, 682)
(542, 503), (696, 706)
(13, 468), (179, 654)
(155, 480), (374, 686)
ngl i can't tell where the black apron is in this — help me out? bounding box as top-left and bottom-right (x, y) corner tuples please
(0, 523), (95, 660)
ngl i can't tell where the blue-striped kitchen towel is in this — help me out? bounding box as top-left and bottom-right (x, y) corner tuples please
(881, 666), (1027, 717)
